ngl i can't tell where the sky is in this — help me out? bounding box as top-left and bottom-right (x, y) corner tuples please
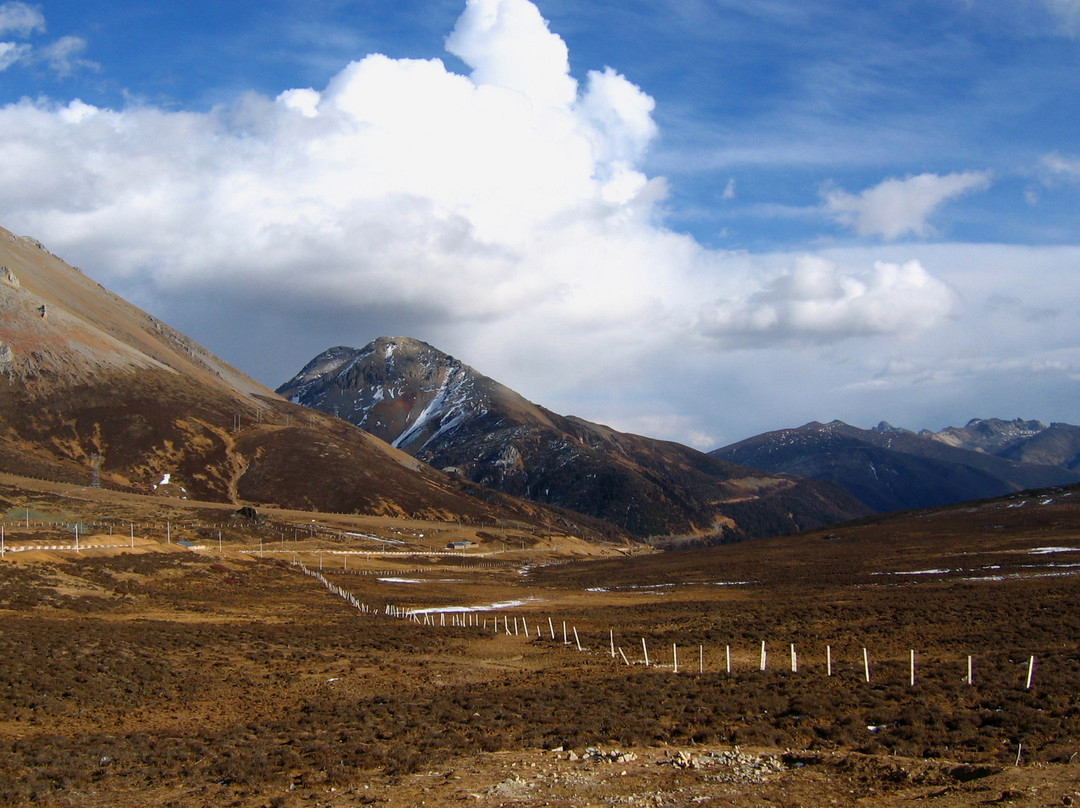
(0, 0), (1079, 449)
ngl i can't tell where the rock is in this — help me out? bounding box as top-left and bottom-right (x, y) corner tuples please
(1, 265), (17, 286)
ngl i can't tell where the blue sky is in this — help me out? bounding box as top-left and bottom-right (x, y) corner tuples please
(1, 0), (1079, 447)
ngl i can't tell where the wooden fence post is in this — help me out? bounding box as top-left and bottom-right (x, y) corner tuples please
(642, 638), (650, 667)
(863, 648), (871, 683)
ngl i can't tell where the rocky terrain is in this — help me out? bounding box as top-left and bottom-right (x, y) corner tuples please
(713, 419), (1080, 512)
(279, 338), (870, 542)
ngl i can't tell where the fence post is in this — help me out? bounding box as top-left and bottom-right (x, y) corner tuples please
(1025, 656), (1036, 690)
(642, 638), (650, 667)
(863, 648), (871, 683)
(760, 641), (767, 671)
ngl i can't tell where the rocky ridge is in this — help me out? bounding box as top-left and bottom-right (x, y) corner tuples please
(279, 338), (870, 541)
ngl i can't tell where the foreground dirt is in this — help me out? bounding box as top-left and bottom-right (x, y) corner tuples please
(1, 479), (1079, 806)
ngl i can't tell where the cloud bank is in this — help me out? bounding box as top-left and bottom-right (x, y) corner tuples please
(0, 0), (1017, 448)
(702, 257), (954, 342)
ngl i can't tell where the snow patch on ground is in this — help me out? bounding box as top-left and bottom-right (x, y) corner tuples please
(408, 598), (538, 615)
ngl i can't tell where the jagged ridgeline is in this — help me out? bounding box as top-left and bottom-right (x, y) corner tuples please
(712, 419), (1080, 513)
(279, 337), (870, 542)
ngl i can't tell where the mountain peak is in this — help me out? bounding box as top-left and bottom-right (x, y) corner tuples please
(281, 338), (869, 539)
(277, 336), (509, 453)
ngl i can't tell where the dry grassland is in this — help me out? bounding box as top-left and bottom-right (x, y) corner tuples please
(1, 476), (1079, 807)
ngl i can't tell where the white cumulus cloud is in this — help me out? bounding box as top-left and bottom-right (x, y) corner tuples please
(823, 171), (992, 240)
(0, 0), (968, 446)
(701, 256), (955, 341)
(446, 0), (577, 109)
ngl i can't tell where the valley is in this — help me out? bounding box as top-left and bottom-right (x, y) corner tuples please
(3, 228), (1080, 806)
(1, 472), (1078, 807)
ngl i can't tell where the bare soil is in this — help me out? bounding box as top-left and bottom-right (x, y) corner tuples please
(1, 476), (1079, 807)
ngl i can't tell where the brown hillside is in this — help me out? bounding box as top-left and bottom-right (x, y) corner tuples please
(0, 229), (619, 538)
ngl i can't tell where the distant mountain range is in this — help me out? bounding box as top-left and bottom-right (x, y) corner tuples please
(278, 337), (870, 542)
(711, 419), (1080, 512)
(5, 224), (1074, 545)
